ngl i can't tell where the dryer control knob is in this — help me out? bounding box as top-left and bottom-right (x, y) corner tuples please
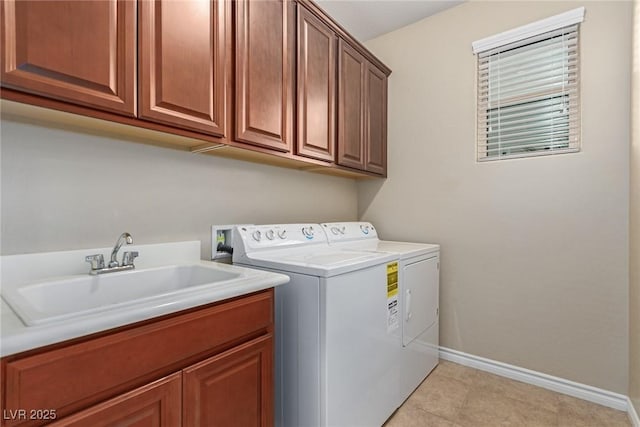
(302, 227), (315, 239)
(252, 230), (262, 242)
(331, 227), (340, 235)
(266, 229), (275, 240)
(277, 229), (287, 239)
(360, 224), (370, 235)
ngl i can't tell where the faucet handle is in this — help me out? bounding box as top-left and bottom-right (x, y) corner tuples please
(85, 254), (105, 270)
(122, 251), (139, 267)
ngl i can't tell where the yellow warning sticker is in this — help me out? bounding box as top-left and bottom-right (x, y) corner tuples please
(387, 262), (398, 298)
(387, 262), (399, 333)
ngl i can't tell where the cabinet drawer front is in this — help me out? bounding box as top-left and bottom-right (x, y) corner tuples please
(49, 373), (182, 427)
(3, 290), (273, 425)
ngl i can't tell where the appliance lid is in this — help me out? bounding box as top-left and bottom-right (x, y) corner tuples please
(238, 247), (397, 278)
(333, 240), (440, 259)
(367, 240), (439, 258)
(330, 239), (440, 259)
(321, 222), (439, 258)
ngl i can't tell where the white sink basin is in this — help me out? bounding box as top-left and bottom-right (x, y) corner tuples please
(3, 264), (243, 326)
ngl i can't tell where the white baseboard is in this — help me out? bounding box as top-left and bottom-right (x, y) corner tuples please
(439, 346), (628, 412)
(629, 397), (640, 427)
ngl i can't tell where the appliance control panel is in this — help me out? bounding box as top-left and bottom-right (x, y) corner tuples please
(321, 222), (378, 242)
(236, 224), (328, 252)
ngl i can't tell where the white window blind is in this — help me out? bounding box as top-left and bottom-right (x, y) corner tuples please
(475, 17), (582, 161)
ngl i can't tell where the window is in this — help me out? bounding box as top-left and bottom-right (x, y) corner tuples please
(472, 8), (584, 161)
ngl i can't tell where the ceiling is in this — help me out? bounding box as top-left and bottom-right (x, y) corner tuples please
(315, 0), (464, 42)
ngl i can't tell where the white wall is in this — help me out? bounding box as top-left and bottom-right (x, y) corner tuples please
(0, 117), (358, 258)
(630, 0), (640, 414)
(360, 1), (631, 393)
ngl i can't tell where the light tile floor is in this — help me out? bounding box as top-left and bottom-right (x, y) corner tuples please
(384, 360), (631, 427)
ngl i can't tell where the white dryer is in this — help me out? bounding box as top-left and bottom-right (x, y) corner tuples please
(321, 222), (440, 405)
(232, 223), (402, 427)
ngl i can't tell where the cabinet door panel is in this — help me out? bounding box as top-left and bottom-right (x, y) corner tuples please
(0, 0), (135, 115)
(139, 0), (227, 136)
(183, 335), (273, 427)
(365, 64), (387, 175)
(49, 373), (181, 427)
(296, 6), (336, 162)
(235, 0), (293, 152)
(337, 39), (365, 169)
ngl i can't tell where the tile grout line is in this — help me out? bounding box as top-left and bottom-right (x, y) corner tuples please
(453, 378), (473, 427)
(432, 363), (476, 427)
(457, 364), (561, 426)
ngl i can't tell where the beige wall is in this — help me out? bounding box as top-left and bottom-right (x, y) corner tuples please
(630, 0), (640, 414)
(0, 117), (358, 258)
(360, 1), (631, 393)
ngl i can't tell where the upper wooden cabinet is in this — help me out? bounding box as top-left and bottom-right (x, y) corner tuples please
(234, 0), (294, 153)
(364, 63), (387, 175)
(0, 0), (136, 116)
(139, 0), (228, 137)
(337, 39), (366, 170)
(296, 5), (336, 162)
(337, 39), (388, 175)
(0, 0), (390, 177)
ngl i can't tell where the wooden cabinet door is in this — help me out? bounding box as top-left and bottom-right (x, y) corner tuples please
(0, 0), (135, 116)
(337, 39), (366, 170)
(296, 5), (336, 162)
(139, 0), (228, 137)
(365, 63), (387, 175)
(234, 0), (294, 152)
(183, 334), (273, 427)
(50, 373), (181, 427)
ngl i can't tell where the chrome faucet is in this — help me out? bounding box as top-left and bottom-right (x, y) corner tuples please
(85, 232), (138, 275)
(109, 232), (133, 268)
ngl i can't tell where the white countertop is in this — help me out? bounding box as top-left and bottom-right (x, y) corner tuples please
(0, 241), (289, 357)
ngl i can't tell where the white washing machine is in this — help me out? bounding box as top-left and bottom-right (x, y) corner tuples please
(232, 224), (402, 427)
(321, 222), (440, 405)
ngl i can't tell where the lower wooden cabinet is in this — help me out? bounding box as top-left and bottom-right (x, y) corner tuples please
(183, 335), (273, 427)
(48, 335), (273, 427)
(0, 289), (275, 427)
(49, 373), (182, 427)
